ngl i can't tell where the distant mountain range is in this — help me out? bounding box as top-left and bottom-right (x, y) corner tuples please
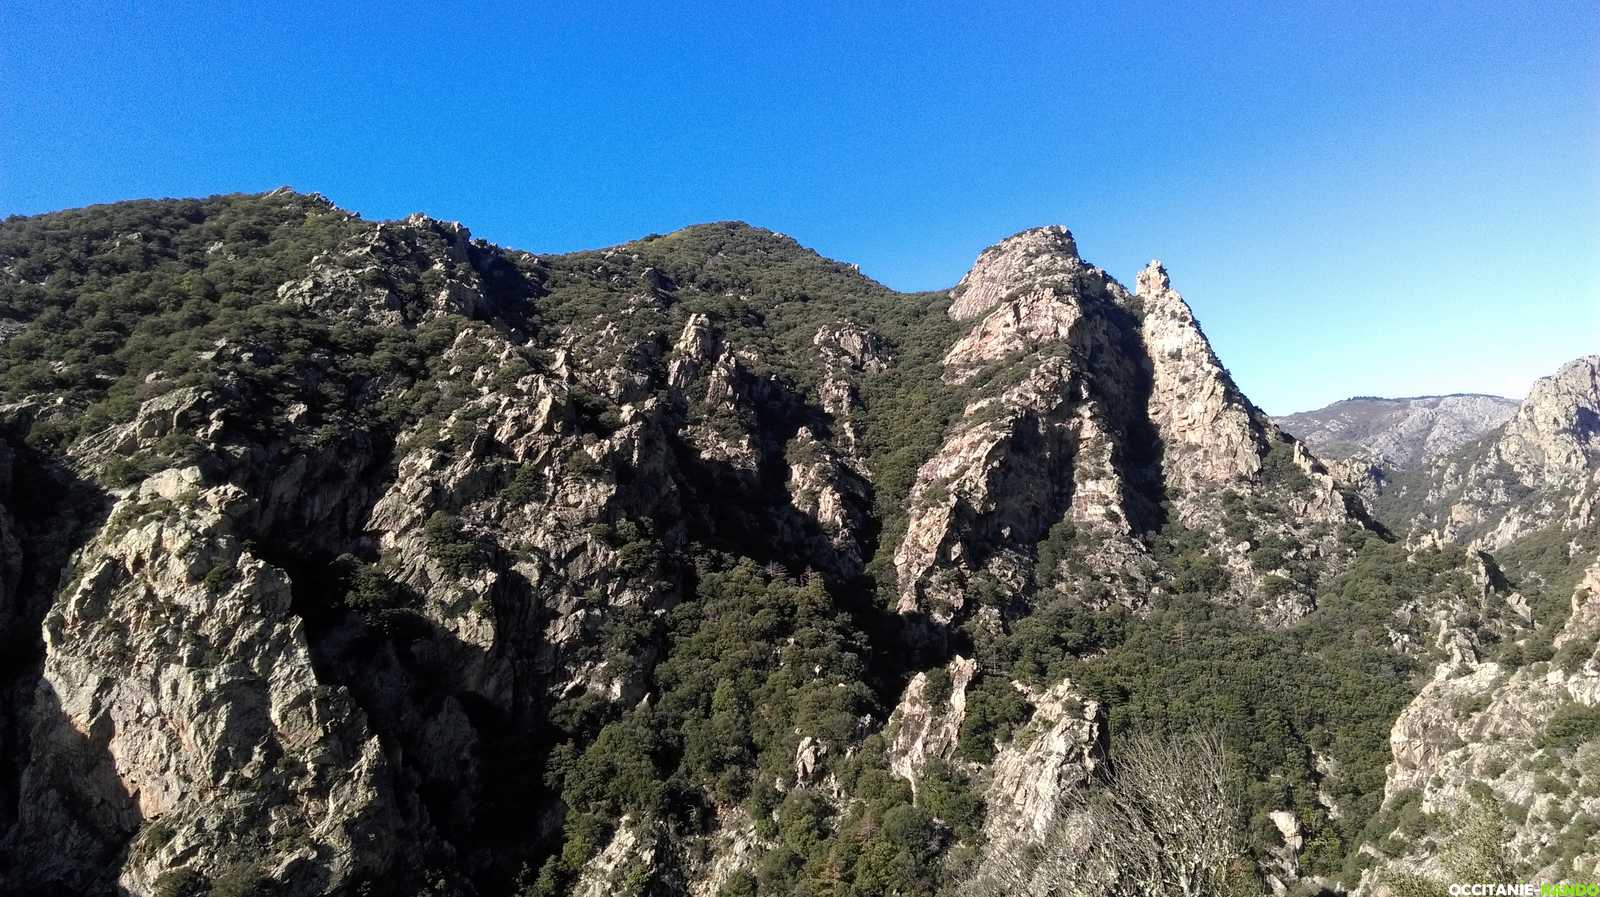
(1274, 393), (1520, 470)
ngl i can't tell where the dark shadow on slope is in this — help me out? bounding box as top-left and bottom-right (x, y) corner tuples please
(1094, 299), (1169, 537)
(229, 431), (534, 894)
(658, 374), (940, 714)
(0, 436), (130, 896)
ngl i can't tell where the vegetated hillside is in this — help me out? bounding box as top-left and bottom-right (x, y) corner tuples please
(0, 191), (1586, 897)
(1353, 358), (1600, 893)
(1274, 394), (1518, 469)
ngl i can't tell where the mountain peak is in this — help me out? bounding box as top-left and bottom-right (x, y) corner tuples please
(998, 223), (1078, 255)
(948, 225), (1081, 320)
(1136, 259), (1171, 296)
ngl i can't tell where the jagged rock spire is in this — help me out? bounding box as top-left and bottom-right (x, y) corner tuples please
(1135, 258), (1268, 489)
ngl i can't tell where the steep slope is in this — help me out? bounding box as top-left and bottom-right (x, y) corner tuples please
(1384, 356), (1600, 549)
(0, 193), (1502, 897)
(1378, 559), (1600, 884)
(893, 229), (1357, 629)
(1274, 394), (1518, 469)
(1350, 359), (1600, 893)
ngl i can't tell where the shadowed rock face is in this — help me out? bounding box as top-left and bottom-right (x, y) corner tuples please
(0, 192), (1585, 896)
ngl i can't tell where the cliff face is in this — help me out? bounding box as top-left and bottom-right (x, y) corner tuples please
(0, 193), (1554, 897)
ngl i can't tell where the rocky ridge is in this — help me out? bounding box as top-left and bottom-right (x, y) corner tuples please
(1352, 359), (1600, 892)
(0, 193), (1568, 897)
(1400, 356), (1600, 549)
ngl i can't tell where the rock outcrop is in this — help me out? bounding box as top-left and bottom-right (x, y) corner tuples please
(1134, 261), (1266, 490)
(15, 474), (409, 895)
(895, 237), (1355, 624)
(886, 656), (977, 788)
(981, 678), (1101, 845)
(947, 225), (1082, 322)
(1364, 558), (1600, 888)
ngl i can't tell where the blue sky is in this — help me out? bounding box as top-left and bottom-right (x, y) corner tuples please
(3, 1), (1595, 414)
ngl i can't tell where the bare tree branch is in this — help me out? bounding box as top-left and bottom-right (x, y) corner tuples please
(964, 728), (1256, 897)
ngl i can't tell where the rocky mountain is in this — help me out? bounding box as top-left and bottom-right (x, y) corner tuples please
(0, 191), (1588, 896)
(1397, 357), (1600, 549)
(1354, 360), (1600, 892)
(1368, 557), (1600, 889)
(1274, 394), (1518, 470)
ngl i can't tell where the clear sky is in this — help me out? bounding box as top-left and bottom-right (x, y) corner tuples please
(3, 1), (1595, 414)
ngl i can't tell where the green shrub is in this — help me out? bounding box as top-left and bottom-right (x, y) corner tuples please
(210, 864), (271, 897)
(919, 759), (984, 841)
(1259, 439), (1312, 491)
(957, 675), (1031, 762)
(423, 511), (477, 575)
(502, 462), (546, 506)
(922, 667), (952, 706)
(1541, 704), (1600, 751)
(1553, 631), (1599, 673)
(152, 869), (211, 897)
(202, 563), (232, 593)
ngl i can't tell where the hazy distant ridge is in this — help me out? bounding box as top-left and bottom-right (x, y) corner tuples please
(1274, 393), (1519, 469)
